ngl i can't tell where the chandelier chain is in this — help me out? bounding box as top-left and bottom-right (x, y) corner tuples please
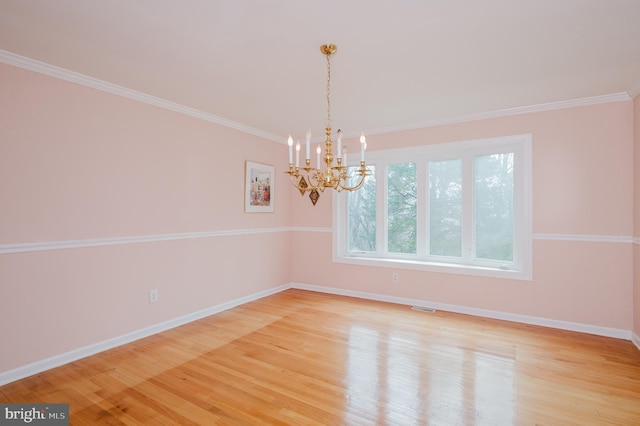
(326, 50), (331, 129)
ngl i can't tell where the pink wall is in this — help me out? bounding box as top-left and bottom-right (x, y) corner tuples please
(1, 59), (637, 379)
(634, 93), (640, 338)
(0, 63), (292, 373)
(291, 101), (635, 331)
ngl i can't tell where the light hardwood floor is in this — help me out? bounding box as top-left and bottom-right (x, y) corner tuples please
(1, 289), (640, 425)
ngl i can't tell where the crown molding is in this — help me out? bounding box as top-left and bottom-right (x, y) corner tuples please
(0, 50), (283, 143)
(1, 50), (634, 143)
(362, 93), (632, 138)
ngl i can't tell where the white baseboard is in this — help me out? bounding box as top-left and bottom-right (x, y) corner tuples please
(2, 282), (636, 387)
(0, 284), (289, 387)
(632, 332), (640, 351)
(292, 283), (632, 340)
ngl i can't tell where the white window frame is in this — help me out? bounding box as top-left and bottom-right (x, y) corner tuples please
(333, 134), (532, 281)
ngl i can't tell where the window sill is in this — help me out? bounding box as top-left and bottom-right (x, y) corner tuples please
(333, 254), (532, 281)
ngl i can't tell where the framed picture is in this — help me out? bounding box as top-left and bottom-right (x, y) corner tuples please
(245, 161), (274, 212)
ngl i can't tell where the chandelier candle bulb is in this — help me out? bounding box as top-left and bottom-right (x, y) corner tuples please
(316, 145), (321, 169)
(360, 132), (366, 162)
(295, 141), (301, 168)
(288, 135), (293, 164)
(306, 129), (311, 160)
(337, 129), (342, 158)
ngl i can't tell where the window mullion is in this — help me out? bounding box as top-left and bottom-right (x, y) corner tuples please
(377, 161), (387, 256)
(462, 154), (474, 264)
(416, 159), (427, 257)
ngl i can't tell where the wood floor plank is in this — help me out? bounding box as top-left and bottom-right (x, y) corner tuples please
(2, 289), (640, 425)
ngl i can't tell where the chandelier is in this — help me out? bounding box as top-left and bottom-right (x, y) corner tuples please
(286, 44), (370, 205)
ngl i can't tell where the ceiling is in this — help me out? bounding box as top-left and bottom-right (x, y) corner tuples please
(1, 1), (640, 143)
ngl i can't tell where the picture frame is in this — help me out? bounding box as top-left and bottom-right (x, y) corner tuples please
(245, 161), (274, 213)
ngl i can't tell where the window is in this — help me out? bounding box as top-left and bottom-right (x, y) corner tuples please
(387, 163), (417, 254)
(429, 159), (462, 257)
(334, 134), (532, 280)
(347, 165), (377, 252)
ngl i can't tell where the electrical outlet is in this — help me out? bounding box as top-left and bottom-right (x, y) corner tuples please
(392, 272), (399, 283)
(149, 289), (158, 303)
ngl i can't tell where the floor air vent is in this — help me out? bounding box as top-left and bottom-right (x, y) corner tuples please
(411, 306), (436, 313)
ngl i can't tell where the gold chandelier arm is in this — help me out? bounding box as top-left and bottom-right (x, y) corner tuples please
(287, 173), (307, 191)
(337, 163), (370, 192)
(305, 175), (321, 191)
(285, 167), (323, 192)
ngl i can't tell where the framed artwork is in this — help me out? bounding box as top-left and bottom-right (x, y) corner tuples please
(245, 161), (274, 212)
